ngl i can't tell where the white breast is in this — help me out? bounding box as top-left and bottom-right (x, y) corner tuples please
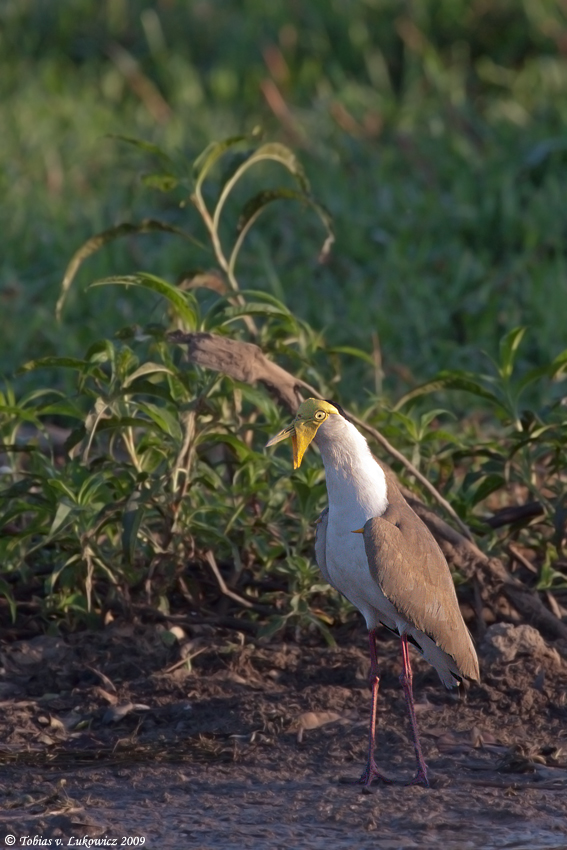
(315, 416), (401, 630)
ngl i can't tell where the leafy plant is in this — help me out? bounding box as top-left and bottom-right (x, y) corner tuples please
(0, 134), (354, 636)
(388, 328), (567, 584)
(2, 128), (567, 639)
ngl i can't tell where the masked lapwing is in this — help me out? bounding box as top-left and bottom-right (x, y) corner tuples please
(267, 398), (479, 787)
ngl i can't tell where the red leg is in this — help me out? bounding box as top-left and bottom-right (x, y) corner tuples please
(399, 634), (429, 787)
(357, 629), (391, 787)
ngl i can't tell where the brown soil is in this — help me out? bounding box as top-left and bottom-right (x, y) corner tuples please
(1, 621), (567, 849)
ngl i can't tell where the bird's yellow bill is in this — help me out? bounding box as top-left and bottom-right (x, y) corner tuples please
(265, 420), (317, 469)
(265, 424), (295, 448)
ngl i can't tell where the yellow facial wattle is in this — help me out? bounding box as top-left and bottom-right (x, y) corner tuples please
(265, 398), (339, 469)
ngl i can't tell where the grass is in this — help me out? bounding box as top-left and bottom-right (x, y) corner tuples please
(3, 0), (567, 391)
(1, 0), (567, 631)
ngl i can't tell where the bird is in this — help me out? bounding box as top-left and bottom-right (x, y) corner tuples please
(266, 398), (479, 787)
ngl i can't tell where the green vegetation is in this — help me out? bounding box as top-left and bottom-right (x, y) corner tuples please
(1, 1), (566, 633)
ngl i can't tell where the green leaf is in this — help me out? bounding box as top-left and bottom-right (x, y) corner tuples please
(137, 402), (183, 441)
(537, 547), (567, 590)
(201, 288), (296, 330)
(549, 348), (567, 379)
(77, 473), (111, 506)
(258, 614), (288, 640)
(141, 173), (179, 192)
(119, 378), (175, 403)
(85, 339), (116, 364)
(217, 302), (293, 324)
(327, 345), (375, 366)
(233, 383), (280, 419)
(470, 474), (505, 506)
(57, 221), (202, 320)
(202, 433), (253, 463)
(90, 273), (198, 329)
(237, 187), (307, 231)
(394, 371), (500, 411)
(109, 134), (177, 163)
(238, 289), (293, 310)
(388, 410), (418, 439)
(49, 502), (75, 536)
(35, 399), (85, 419)
(498, 326), (527, 380)
(422, 428), (459, 444)
(18, 357), (90, 374)
(94, 415), (157, 432)
(122, 362), (175, 388)
(0, 406), (44, 427)
(306, 613), (336, 646)
(418, 408), (455, 428)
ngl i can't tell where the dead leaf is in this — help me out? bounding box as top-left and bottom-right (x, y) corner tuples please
(470, 726), (484, 747)
(296, 710), (342, 730)
(49, 715), (67, 733)
(102, 702), (150, 724)
(85, 665), (117, 693)
(294, 710), (342, 742)
(36, 733), (56, 746)
(92, 686), (118, 704)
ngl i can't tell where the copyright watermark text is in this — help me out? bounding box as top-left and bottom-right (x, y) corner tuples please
(3, 837), (146, 848)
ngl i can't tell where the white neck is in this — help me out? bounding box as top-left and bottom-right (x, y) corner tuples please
(314, 415), (388, 521)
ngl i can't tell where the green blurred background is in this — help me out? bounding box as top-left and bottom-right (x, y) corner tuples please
(2, 0), (567, 398)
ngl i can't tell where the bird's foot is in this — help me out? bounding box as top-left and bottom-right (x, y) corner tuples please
(339, 759), (392, 788)
(357, 759), (393, 788)
(405, 767), (430, 788)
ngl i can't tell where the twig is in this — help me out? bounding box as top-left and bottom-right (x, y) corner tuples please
(170, 409), (197, 536)
(508, 543), (538, 575)
(203, 549), (255, 611)
(163, 648), (207, 674)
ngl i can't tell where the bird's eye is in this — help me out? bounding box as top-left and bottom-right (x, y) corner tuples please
(315, 410), (326, 421)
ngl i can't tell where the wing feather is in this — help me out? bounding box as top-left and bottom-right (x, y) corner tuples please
(361, 490), (479, 681)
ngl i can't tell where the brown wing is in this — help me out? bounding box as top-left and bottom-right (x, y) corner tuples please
(362, 473), (479, 681)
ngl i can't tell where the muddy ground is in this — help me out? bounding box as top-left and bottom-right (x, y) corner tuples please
(1, 620), (567, 850)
